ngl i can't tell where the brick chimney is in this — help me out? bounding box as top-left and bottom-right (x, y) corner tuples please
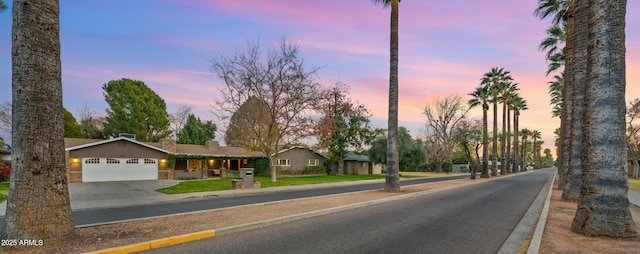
(205, 140), (219, 150)
(159, 138), (176, 152)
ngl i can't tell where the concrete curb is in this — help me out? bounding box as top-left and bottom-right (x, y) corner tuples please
(527, 173), (555, 254)
(85, 170), (546, 254)
(497, 169), (555, 254)
(84, 230), (215, 254)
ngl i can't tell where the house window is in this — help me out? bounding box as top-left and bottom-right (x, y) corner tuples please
(144, 159), (156, 164)
(276, 159), (291, 166)
(307, 159), (319, 166)
(106, 158), (120, 164)
(85, 158), (100, 164)
(126, 159), (139, 164)
(362, 162), (367, 168)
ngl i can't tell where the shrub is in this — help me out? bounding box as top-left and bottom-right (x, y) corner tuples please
(0, 159), (10, 181)
(276, 165), (327, 175)
(253, 158), (270, 176)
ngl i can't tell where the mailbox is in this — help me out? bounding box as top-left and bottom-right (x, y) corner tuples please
(239, 168), (254, 188)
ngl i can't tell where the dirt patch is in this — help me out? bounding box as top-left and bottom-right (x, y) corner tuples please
(539, 181), (640, 253)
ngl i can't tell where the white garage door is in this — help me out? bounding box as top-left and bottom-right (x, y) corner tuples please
(82, 158), (158, 182)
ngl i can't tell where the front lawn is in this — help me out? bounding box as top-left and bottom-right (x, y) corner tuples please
(157, 175), (386, 194)
(0, 182), (8, 203)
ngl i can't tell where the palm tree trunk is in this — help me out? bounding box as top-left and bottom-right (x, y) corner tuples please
(492, 100), (498, 176)
(563, 2), (584, 202)
(384, 0), (400, 192)
(1, 0), (75, 247)
(500, 101), (507, 175)
(481, 103), (489, 178)
(506, 104), (511, 174)
(560, 3), (576, 191)
(512, 110), (519, 173)
(572, 0), (637, 237)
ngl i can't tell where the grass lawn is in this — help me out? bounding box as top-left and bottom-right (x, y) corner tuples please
(157, 174), (386, 194)
(0, 182), (8, 203)
(156, 172), (469, 194)
(628, 177), (640, 193)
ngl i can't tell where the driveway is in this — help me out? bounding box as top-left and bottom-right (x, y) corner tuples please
(0, 180), (183, 215)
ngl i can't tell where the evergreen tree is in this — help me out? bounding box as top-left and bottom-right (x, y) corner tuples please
(63, 108), (82, 138)
(177, 114), (217, 145)
(102, 78), (171, 142)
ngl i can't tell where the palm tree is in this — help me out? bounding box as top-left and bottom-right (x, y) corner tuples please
(372, 0), (401, 192)
(1, 0), (75, 246)
(531, 130), (542, 169)
(0, 0), (7, 12)
(571, 0), (637, 237)
(481, 67), (512, 176)
(562, 0), (589, 201)
(511, 96), (527, 173)
(468, 85), (491, 178)
(499, 82), (519, 175)
(520, 129), (531, 171)
(535, 0), (573, 187)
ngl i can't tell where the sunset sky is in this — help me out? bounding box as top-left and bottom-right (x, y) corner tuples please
(1, 0), (639, 155)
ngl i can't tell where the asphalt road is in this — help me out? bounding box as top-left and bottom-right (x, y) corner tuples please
(0, 174), (467, 228)
(144, 169), (554, 254)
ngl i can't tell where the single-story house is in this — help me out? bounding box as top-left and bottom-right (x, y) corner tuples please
(321, 151), (382, 175)
(0, 148), (10, 165)
(64, 137), (265, 183)
(343, 153), (383, 175)
(274, 146), (327, 171)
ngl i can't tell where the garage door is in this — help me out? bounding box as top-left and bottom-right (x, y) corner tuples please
(82, 158), (158, 182)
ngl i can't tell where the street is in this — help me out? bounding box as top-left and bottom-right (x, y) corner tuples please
(0, 174), (468, 228)
(144, 169), (554, 254)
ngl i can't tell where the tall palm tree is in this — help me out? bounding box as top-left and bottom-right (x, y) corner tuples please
(535, 0), (573, 187)
(1, 0), (75, 246)
(499, 83), (519, 175)
(0, 0), (7, 12)
(481, 67), (512, 176)
(511, 96), (527, 173)
(468, 85), (491, 178)
(372, 0), (401, 192)
(562, 0), (588, 201)
(571, 0), (637, 237)
(531, 130), (542, 169)
(520, 128), (531, 171)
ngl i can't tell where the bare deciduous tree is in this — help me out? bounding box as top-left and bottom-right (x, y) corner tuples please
(422, 94), (469, 173)
(211, 38), (324, 182)
(0, 101), (11, 134)
(168, 105), (192, 139)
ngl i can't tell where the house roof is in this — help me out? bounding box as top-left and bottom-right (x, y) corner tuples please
(275, 146), (328, 158)
(64, 137), (264, 158)
(343, 153), (371, 162)
(65, 137), (172, 154)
